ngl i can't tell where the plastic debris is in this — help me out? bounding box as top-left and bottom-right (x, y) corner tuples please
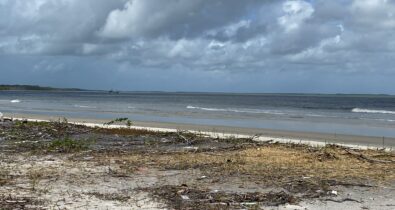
(282, 204), (305, 210)
(180, 195), (190, 200)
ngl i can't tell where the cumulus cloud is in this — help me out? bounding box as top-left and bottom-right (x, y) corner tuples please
(0, 0), (124, 54)
(99, 0), (205, 39)
(1, 0), (395, 92)
(278, 0), (314, 32)
(98, 0), (265, 39)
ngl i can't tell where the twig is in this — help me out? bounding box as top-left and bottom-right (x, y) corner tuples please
(345, 149), (394, 163)
(177, 133), (190, 145)
(324, 198), (362, 203)
(324, 179), (375, 188)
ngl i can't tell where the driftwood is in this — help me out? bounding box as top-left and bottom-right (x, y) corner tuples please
(345, 149), (394, 164)
(325, 198), (362, 203)
(324, 179), (375, 188)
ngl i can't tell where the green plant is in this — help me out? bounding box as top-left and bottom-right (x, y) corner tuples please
(126, 119), (132, 127)
(48, 137), (93, 153)
(104, 118), (133, 128)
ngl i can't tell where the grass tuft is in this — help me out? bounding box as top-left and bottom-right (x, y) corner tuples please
(48, 137), (93, 153)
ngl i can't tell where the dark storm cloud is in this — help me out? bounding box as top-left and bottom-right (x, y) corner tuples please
(1, 0), (395, 93)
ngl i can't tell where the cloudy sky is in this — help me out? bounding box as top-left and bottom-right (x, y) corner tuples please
(1, 0), (395, 93)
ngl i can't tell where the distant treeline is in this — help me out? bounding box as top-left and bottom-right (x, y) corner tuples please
(0, 85), (84, 91)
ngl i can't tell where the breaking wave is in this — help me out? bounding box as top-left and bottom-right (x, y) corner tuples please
(10, 99), (21, 103)
(186, 105), (285, 115)
(74, 105), (97, 109)
(352, 108), (395, 115)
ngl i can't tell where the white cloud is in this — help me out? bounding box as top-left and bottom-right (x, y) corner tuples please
(99, 0), (204, 39)
(287, 35), (342, 63)
(222, 20), (251, 37)
(278, 0), (314, 32)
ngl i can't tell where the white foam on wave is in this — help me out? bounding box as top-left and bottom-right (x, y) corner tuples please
(377, 119), (395, 122)
(187, 105), (227, 112)
(10, 99), (21, 103)
(186, 105), (285, 115)
(306, 114), (326, 117)
(352, 108), (395, 115)
(74, 105), (96, 109)
(360, 117), (395, 122)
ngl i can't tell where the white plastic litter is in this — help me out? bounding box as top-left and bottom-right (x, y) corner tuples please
(331, 190), (338, 195)
(0, 112), (3, 121)
(282, 204), (305, 210)
(180, 195), (190, 200)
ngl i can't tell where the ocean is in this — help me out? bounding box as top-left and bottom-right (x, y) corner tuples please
(1, 91), (395, 138)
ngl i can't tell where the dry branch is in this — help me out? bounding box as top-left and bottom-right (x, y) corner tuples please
(345, 149), (394, 164)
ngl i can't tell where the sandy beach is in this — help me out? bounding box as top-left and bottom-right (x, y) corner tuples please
(1, 114), (395, 209)
(3, 0), (395, 209)
(4, 112), (395, 149)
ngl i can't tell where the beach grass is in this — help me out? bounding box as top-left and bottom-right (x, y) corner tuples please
(93, 144), (395, 185)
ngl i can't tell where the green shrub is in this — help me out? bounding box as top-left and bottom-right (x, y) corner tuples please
(104, 118), (133, 128)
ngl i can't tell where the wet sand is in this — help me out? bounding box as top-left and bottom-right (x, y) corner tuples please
(4, 112), (395, 148)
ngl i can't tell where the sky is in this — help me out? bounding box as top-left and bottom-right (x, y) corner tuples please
(1, 0), (395, 94)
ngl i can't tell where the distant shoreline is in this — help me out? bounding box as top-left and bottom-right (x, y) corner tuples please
(0, 84), (85, 91)
(0, 85), (394, 96)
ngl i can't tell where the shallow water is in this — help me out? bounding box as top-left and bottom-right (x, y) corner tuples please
(1, 91), (395, 137)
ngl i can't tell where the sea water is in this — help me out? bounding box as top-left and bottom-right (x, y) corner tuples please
(0, 91), (395, 137)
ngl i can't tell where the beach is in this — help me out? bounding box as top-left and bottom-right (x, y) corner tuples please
(4, 112), (395, 149)
(0, 116), (395, 209)
(3, 0), (395, 209)
(1, 92), (395, 209)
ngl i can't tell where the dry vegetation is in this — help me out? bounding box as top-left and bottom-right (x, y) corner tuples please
(92, 139), (395, 184)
